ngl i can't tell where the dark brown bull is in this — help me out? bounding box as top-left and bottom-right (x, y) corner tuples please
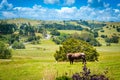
(67, 53), (86, 64)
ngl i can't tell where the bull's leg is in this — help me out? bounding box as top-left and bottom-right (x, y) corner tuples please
(82, 58), (86, 64)
(71, 59), (74, 64)
(70, 59), (74, 64)
(70, 61), (71, 64)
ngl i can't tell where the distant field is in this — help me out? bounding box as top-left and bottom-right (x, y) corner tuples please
(0, 39), (120, 80)
(58, 30), (82, 34)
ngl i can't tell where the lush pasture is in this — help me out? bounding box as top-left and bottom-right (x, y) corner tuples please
(0, 39), (120, 80)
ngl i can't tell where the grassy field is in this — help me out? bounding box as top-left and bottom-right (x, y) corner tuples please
(58, 30), (82, 34)
(0, 39), (120, 80)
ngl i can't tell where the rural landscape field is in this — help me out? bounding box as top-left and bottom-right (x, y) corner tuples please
(0, 18), (120, 80)
(0, 0), (120, 80)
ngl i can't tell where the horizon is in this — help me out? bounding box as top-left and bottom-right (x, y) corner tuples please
(0, 0), (120, 22)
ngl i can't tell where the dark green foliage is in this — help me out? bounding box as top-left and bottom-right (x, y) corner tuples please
(54, 38), (99, 61)
(50, 29), (60, 36)
(9, 34), (20, 44)
(72, 64), (108, 80)
(116, 27), (120, 32)
(12, 41), (25, 49)
(101, 35), (107, 38)
(0, 41), (12, 59)
(0, 35), (8, 43)
(42, 22), (83, 30)
(100, 30), (104, 32)
(19, 23), (35, 36)
(105, 35), (119, 43)
(27, 36), (40, 42)
(93, 31), (99, 38)
(0, 21), (17, 34)
(56, 64), (109, 80)
(89, 39), (101, 46)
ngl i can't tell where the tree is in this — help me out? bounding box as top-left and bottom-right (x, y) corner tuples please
(50, 29), (60, 36)
(0, 41), (12, 59)
(105, 35), (119, 43)
(0, 21), (17, 34)
(54, 38), (99, 61)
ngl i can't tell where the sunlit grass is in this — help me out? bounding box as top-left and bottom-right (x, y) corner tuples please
(58, 30), (82, 34)
(0, 39), (120, 80)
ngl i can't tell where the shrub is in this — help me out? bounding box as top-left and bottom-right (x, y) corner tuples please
(101, 35), (107, 38)
(54, 38), (99, 61)
(71, 64), (109, 80)
(55, 64), (109, 80)
(0, 41), (12, 59)
(12, 41), (25, 49)
(100, 30), (104, 32)
(105, 35), (119, 43)
(50, 29), (60, 36)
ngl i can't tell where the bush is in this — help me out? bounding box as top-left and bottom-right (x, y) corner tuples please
(101, 35), (107, 38)
(55, 64), (109, 80)
(12, 41), (25, 49)
(72, 64), (108, 80)
(0, 41), (12, 59)
(54, 38), (99, 61)
(100, 30), (104, 32)
(50, 29), (60, 36)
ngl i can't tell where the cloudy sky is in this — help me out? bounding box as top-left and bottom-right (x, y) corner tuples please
(0, 0), (120, 21)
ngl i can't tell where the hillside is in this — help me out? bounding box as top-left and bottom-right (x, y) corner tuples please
(0, 18), (120, 46)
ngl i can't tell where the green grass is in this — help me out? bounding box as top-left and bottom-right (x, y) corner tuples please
(58, 30), (82, 34)
(0, 39), (120, 80)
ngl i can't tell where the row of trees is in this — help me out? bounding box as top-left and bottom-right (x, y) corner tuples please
(75, 20), (106, 29)
(0, 21), (17, 34)
(41, 22), (83, 30)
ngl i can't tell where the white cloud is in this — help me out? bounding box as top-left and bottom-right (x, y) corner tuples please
(56, 7), (77, 19)
(103, 2), (109, 8)
(117, 3), (120, 7)
(44, 0), (59, 4)
(114, 9), (120, 13)
(2, 11), (16, 18)
(0, 0), (120, 21)
(64, 0), (75, 6)
(88, 0), (93, 3)
(0, 0), (13, 10)
(57, 7), (77, 14)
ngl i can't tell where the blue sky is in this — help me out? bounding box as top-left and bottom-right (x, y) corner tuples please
(0, 0), (120, 21)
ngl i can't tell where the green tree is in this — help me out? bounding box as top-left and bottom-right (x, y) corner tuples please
(50, 29), (60, 36)
(0, 41), (12, 59)
(105, 35), (119, 43)
(54, 38), (99, 61)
